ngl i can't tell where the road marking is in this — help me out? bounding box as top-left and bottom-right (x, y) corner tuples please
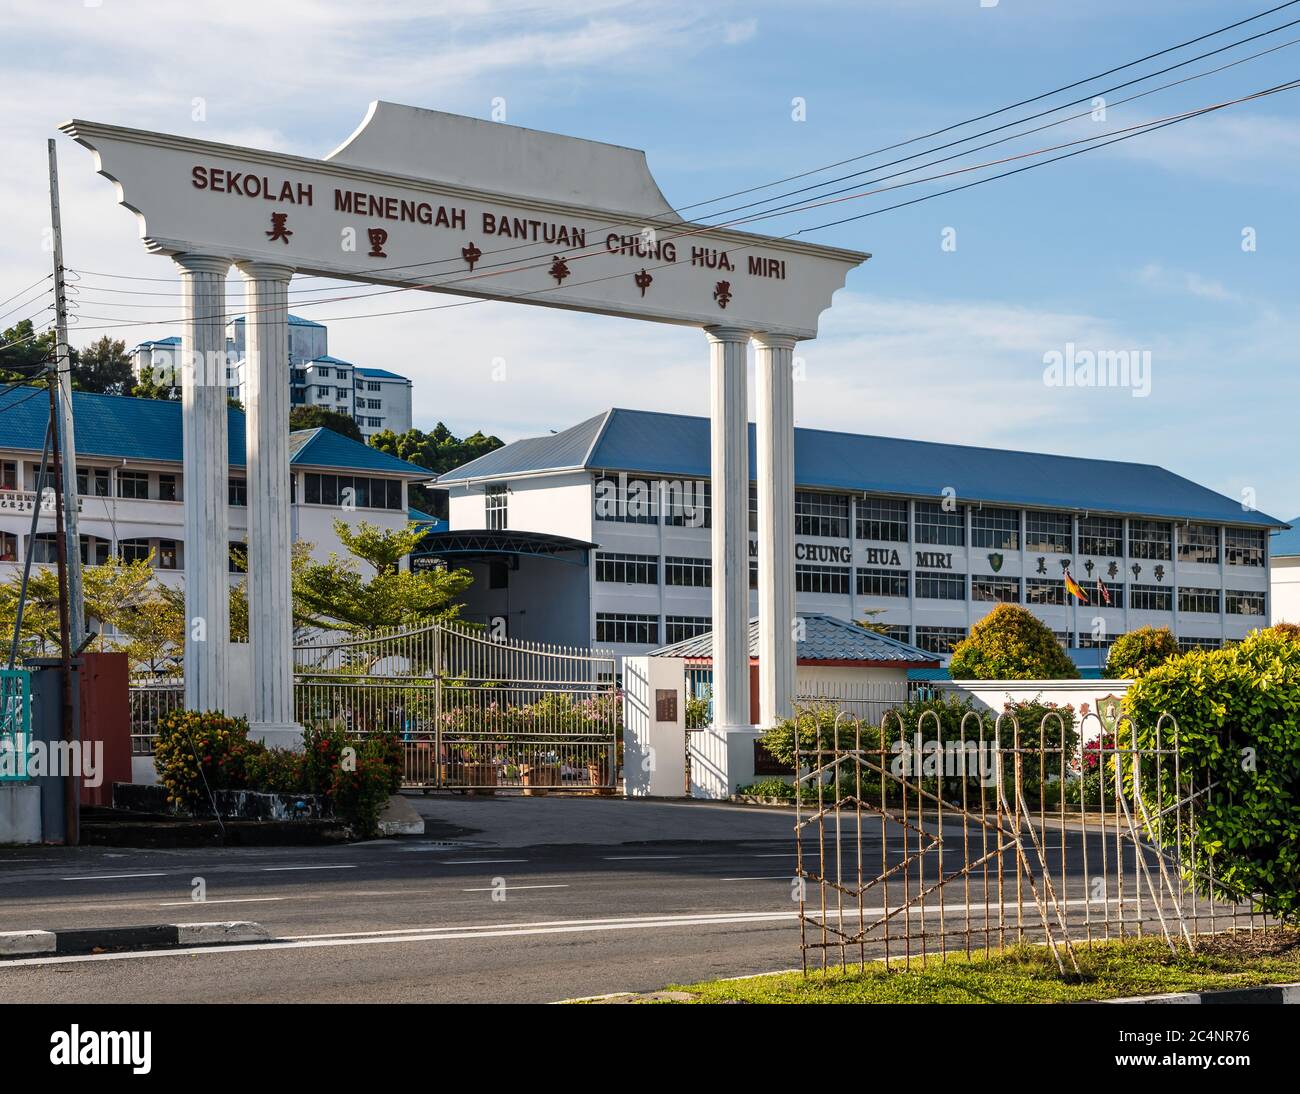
(719, 876), (792, 882)
(261, 865), (357, 872)
(439, 858), (528, 865)
(61, 873), (168, 881)
(460, 883), (569, 892)
(602, 855), (683, 860)
(157, 897), (285, 907)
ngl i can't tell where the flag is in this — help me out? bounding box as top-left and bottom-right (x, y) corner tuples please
(1064, 568), (1089, 604)
(1095, 578), (1111, 606)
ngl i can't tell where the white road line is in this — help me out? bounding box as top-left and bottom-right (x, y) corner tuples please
(157, 897), (285, 907)
(284, 910), (790, 940)
(260, 865), (357, 872)
(460, 883), (569, 892)
(602, 855), (683, 860)
(719, 876), (792, 882)
(60, 873), (168, 881)
(439, 859), (528, 865)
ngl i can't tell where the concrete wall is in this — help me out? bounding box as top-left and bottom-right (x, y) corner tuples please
(622, 655), (686, 798)
(453, 552), (592, 647)
(935, 678), (1133, 741)
(1272, 556), (1300, 624)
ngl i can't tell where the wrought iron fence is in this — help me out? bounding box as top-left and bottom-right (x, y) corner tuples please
(793, 679), (911, 727)
(128, 678), (183, 755)
(794, 707), (1265, 975)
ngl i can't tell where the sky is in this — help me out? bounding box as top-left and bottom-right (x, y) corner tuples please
(1, 0), (1297, 522)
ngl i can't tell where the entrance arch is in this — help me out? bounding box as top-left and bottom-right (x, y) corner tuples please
(62, 101), (867, 743)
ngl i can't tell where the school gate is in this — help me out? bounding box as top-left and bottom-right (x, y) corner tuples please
(293, 620), (618, 791)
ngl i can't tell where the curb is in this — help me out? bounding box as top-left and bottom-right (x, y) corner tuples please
(1103, 982), (1300, 1005)
(0, 922), (270, 959)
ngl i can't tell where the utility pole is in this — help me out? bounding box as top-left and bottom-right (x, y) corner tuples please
(48, 138), (84, 650)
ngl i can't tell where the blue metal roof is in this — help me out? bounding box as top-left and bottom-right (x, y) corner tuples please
(355, 367), (408, 381)
(439, 407), (1283, 528)
(228, 313), (324, 328)
(651, 613), (939, 665)
(1272, 520), (1300, 558)
(407, 507), (448, 532)
(312, 354), (353, 367)
(0, 388), (428, 476)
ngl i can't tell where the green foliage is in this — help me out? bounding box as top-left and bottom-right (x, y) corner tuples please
(243, 747), (308, 794)
(369, 424), (503, 512)
(1124, 628), (1300, 922)
(153, 710), (256, 812)
(328, 736), (397, 838)
(737, 778), (798, 801)
(0, 319), (56, 383)
(289, 404), (364, 441)
(685, 689), (711, 729)
(1105, 625), (1179, 679)
(70, 335), (134, 395)
(949, 604), (1079, 680)
(293, 519), (473, 631)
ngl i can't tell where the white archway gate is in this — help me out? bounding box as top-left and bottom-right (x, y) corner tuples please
(63, 102), (867, 745)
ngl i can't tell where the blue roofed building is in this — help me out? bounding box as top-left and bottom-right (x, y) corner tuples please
(129, 313), (414, 441)
(0, 389), (431, 586)
(429, 407), (1288, 659)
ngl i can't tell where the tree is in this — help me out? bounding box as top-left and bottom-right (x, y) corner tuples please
(854, 607), (891, 636)
(1104, 625), (1179, 679)
(0, 319), (56, 384)
(292, 519), (472, 631)
(949, 603), (1079, 680)
(70, 336), (134, 395)
(290, 404), (364, 442)
(370, 423), (503, 511)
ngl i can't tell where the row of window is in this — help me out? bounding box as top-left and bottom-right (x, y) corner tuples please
(302, 473), (404, 510)
(594, 553), (1264, 614)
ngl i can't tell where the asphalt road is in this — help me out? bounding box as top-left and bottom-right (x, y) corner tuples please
(0, 796), (1206, 1003)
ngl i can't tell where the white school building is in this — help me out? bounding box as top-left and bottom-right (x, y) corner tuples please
(427, 407), (1286, 665)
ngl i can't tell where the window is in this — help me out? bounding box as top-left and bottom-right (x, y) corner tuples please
(229, 542), (247, 574)
(317, 367), (331, 379)
(748, 484), (757, 533)
(916, 571), (965, 600)
(971, 507), (1020, 550)
(749, 559), (758, 589)
(302, 473), (403, 510)
(795, 491), (849, 538)
(1178, 523), (1219, 564)
(663, 480), (710, 528)
(594, 476), (657, 524)
(1178, 587), (1220, 614)
(1076, 632), (1114, 650)
(856, 567), (909, 598)
(367, 381), (381, 392)
(228, 479), (247, 507)
(595, 552), (657, 584)
(1, 461), (15, 490)
(157, 539), (179, 570)
(914, 626), (966, 654)
(914, 500), (965, 546)
(29, 533), (58, 563)
(1025, 510), (1071, 553)
(157, 474), (178, 502)
(366, 399), (381, 410)
(1130, 584), (1173, 612)
(796, 564), (850, 595)
(972, 575), (1020, 603)
(1226, 589), (1265, 616)
(315, 386), (330, 398)
(1179, 636), (1222, 652)
(76, 467), (110, 497)
(1078, 516), (1123, 557)
(0, 531), (16, 561)
(291, 369), (306, 384)
(882, 625), (912, 645)
(1094, 581), (1125, 608)
(118, 538), (151, 564)
(1226, 527), (1266, 567)
(665, 616), (710, 644)
(595, 612), (659, 645)
(1129, 520), (1172, 560)
(117, 470), (149, 499)
(856, 497), (908, 542)
(1025, 578), (1067, 606)
(484, 483), (508, 530)
(665, 556), (711, 587)
(366, 417), (383, 428)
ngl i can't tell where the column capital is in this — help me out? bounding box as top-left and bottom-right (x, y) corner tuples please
(173, 253), (231, 277)
(704, 324), (753, 346)
(235, 260), (295, 283)
(752, 332), (800, 351)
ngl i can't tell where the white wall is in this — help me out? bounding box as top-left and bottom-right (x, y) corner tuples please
(935, 679), (1133, 742)
(1271, 556), (1300, 624)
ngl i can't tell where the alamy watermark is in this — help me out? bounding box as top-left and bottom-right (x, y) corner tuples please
(1042, 342), (1151, 398)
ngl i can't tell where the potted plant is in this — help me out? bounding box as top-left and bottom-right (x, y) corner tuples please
(521, 750), (561, 796)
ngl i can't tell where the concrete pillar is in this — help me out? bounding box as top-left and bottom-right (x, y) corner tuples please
(754, 333), (797, 725)
(235, 261), (300, 747)
(175, 253), (231, 713)
(706, 325), (751, 728)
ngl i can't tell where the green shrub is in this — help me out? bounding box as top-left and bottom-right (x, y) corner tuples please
(949, 604), (1078, 680)
(1125, 628), (1300, 921)
(153, 710), (258, 812)
(329, 737), (396, 838)
(738, 778), (797, 800)
(1105, 625), (1179, 679)
(244, 747), (308, 795)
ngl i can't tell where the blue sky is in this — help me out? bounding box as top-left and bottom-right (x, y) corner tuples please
(2, 0), (1297, 521)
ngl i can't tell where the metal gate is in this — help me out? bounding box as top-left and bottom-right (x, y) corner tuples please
(293, 620), (619, 792)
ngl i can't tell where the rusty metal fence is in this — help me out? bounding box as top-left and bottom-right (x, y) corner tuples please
(129, 677), (183, 755)
(794, 707), (1265, 974)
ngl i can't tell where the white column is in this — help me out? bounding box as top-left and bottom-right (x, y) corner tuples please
(755, 333), (797, 726)
(175, 253), (231, 713)
(706, 326), (751, 728)
(236, 261), (300, 746)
